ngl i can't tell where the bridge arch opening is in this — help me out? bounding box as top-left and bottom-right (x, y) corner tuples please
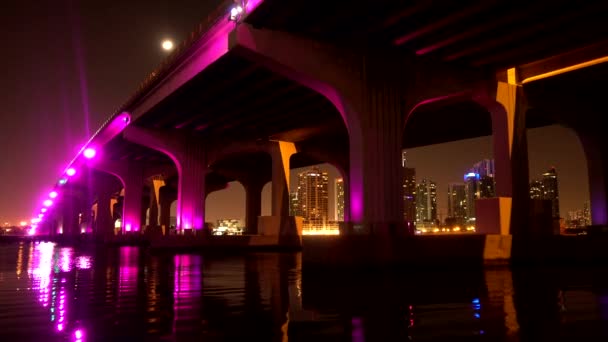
(403, 95), (494, 234)
(523, 61), (608, 229)
(527, 124), (591, 234)
(288, 151), (345, 235)
(205, 181), (245, 236)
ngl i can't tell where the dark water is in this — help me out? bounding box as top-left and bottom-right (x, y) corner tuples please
(1, 242), (608, 341)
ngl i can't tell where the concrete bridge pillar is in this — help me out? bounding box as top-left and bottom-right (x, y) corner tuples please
(256, 141), (302, 242)
(122, 165), (145, 233)
(95, 187), (114, 240)
(148, 185), (159, 228)
(475, 76), (530, 236)
(123, 127), (207, 233)
(61, 199), (81, 236)
(141, 192), (150, 231)
(243, 178), (266, 235)
(159, 185), (177, 234)
(92, 160), (145, 233)
(270, 141), (295, 218)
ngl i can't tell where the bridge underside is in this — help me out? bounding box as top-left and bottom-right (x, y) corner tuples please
(39, 0), (608, 244)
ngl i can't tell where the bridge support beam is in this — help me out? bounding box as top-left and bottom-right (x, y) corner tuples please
(95, 187), (114, 239)
(146, 187), (157, 228)
(243, 178), (265, 235)
(257, 141), (302, 244)
(61, 197), (81, 236)
(123, 126), (207, 233)
(475, 78), (530, 235)
(159, 185), (177, 234)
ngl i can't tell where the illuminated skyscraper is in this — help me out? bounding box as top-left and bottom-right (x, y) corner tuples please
(464, 172), (479, 221)
(416, 179), (437, 223)
(447, 183), (467, 224)
(582, 201), (591, 226)
(529, 180), (543, 199)
(295, 167), (329, 224)
(529, 167), (560, 219)
(289, 192), (300, 216)
(463, 159), (496, 223)
(472, 159), (495, 178)
(401, 152), (416, 223)
(335, 178), (344, 221)
(541, 167), (560, 218)
(479, 175), (496, 198)
(403, 167), (417, 223)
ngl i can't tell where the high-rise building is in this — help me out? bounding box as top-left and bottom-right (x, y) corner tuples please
(471, 159), (495, 178)
(582, 201), (591, 226)
(464, 172), (479, 221)
(462, 159), (496, 223)
(529, 180), (543, 199)
(416, 179), (437, 223)
(403, 167), (416, 223)
(295, 167), (329, 224)
(541, 167), (560, 218)
(335, 178), (344, 221)
(289, 192), (300, 216)
(478, 175), (496, 198)
(447, 183), (467, 224)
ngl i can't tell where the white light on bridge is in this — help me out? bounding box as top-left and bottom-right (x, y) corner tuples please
(83, 148), (96, 159)
(229, 5), (244, 21)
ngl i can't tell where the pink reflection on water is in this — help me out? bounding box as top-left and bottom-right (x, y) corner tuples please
(351, 317), (365, 342)
(172, 254), (202, 334)
(75, 256), (92, 269)
(28, 242), (55, 307)
(118, 247), (139, 299)
(60, 248), (73, 272)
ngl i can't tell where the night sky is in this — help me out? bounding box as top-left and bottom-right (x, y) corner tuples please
(0, 1), (589, 225)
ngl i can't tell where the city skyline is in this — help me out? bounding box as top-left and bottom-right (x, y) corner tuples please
(202, 125), (589, 224)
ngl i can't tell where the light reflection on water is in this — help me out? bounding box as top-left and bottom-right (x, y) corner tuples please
(1, 242), (608, 341)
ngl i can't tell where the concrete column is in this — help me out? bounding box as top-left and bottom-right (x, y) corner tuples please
(95, 188), (113, 239)
(159, 185), (177, 234)
(344, 70), (405, 234)
(141, 194), (150, 230)
(122, 164), (145, 233)
(243, 179), (264, 234)
(580, 134), (608, 225)
(123, 127), (207, 232)
(271, 141), (296, 217)
(91, 160), (145, 233)
(61, 200), (80, 236)
(476, 78), (530, 235)
(148, 186), (159, 227)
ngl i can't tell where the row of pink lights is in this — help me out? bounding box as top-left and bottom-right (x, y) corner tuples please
(27, 0), (263, 233)
(29, 147), (97, 235)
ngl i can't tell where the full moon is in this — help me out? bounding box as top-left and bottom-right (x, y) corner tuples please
(161, 39), (174, 51)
